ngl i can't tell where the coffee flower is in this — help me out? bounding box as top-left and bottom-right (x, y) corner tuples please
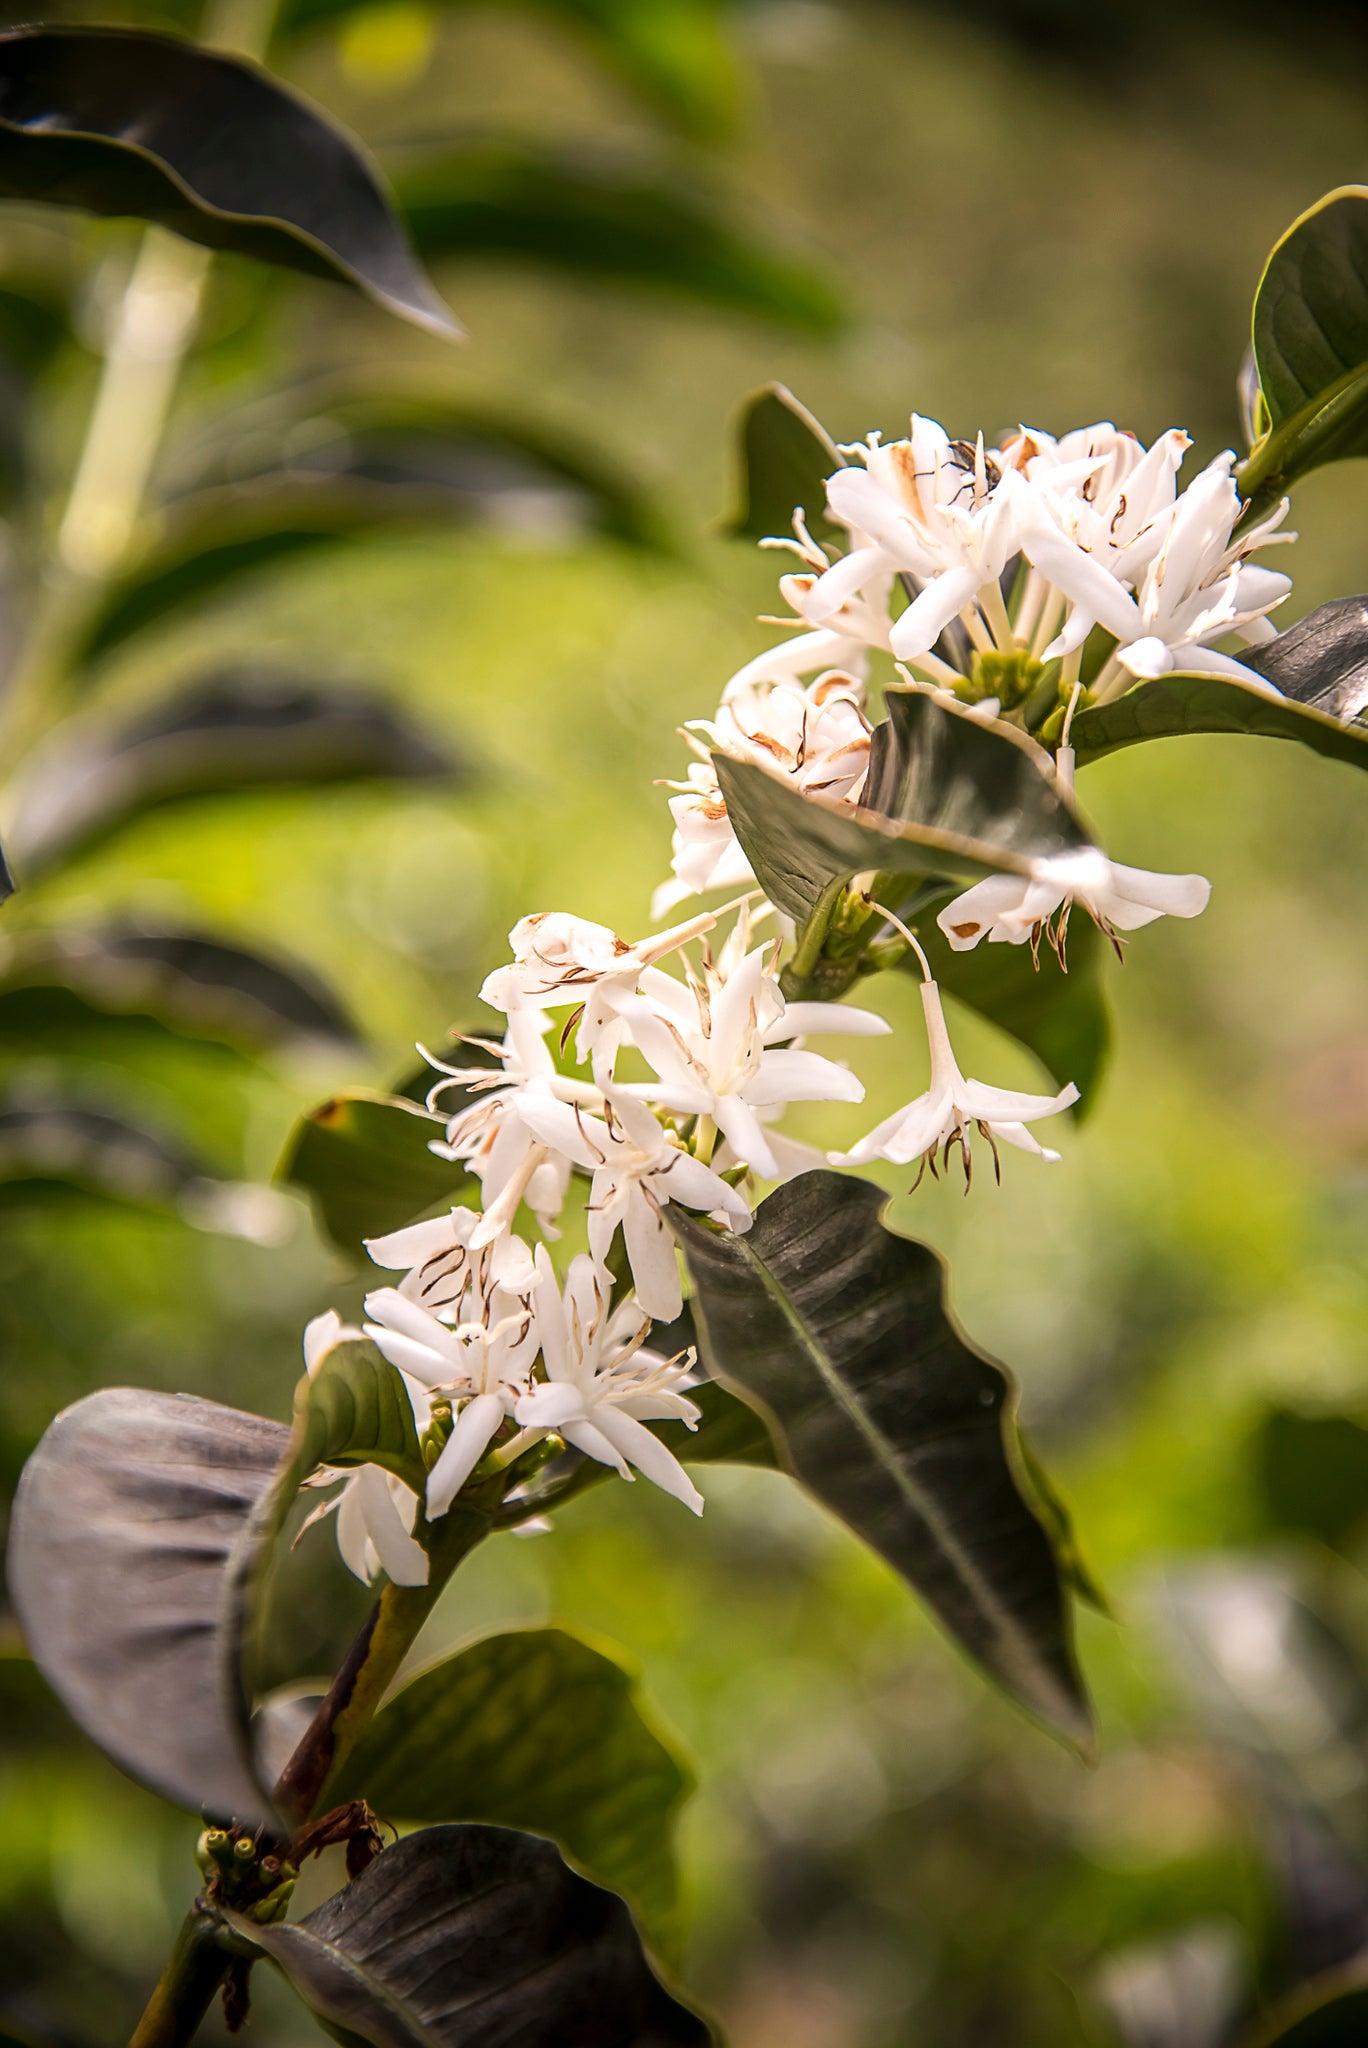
(425, 1010), (592, 1238)
(831, 979), (1078, 1184)
(936, 847), (1212, 954)
(365, 1208), (537, 1317)
(297, 1311), (429, 1588)
(513, 1248), (704, 1515)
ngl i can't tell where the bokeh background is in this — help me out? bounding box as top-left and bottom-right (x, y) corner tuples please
(4, 3), (1368, 2043)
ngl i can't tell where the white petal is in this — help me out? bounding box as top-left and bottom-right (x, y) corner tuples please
(766, 1002), (891, 1040)
(888, 565), (982, 660)
(622, 1189), (682, 1322)
(426, 1393), (508, 1518)
(590, 1406), (705, 1515)
(354, 1465), (429, 1586)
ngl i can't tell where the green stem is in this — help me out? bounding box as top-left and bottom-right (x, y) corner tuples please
(127, 1908), (228, 2048)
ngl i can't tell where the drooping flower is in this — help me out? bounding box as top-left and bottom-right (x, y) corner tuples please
(936, 846), (1211, 956)
(652, 673), (872, 918)
(297, 1310), (429, 1587)
(615, 927), (886, 1179)
(830, 979), (1078, 1184)
(363, 1286), (540, 1518)
(513, 1085), (751, 1320)
(513, 1248), (704, 1515)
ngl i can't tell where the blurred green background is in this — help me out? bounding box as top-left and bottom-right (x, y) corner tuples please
(5, 3), (1368, 2043)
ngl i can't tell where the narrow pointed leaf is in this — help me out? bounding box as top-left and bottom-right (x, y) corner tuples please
(229, 1823), (712, 2046)
(1241, 187), (1368, 500)
(7, 668), (454, 873)
(278, 1089), (472, 1256)
(6, 1387), (287, 1823)
(397, 145), (838, 331)
(0, 27), (457, 335)
(333, 1627), (691, 1956)
(727, 382), (844, 543)
(1070, 670), (1368, 773)
(898, 894), (1111, 1103)
(717, 689), (1088, 927)
(671, 1171), (1092, 1741)
(0, 922), (361, 1054)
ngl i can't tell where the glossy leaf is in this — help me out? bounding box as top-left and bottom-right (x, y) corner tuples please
(6, 667), (454, 874)
(0, 27), (457, 335)
(278, 0), (741, 142)
(282, 1338), (425, 1495)
(672, 1171), (1092, 1741)
(727, 381), (844, 543)
(7, 1387), (287, 1824)
(70, 409), (661, 668)
(901, 895), (1112, 1104)
(718, 689), (1088, 928)
(230, 1823), (712, 2046)
(1070, 670), (1368, 774)
(277, 1089), (472, 1255)
(395, 145), (839, 332)
(0, 921), (361, 1054)
(1242, 188), (1368, 501)
(334, 1627), (691, 1954)
(1242, 597), (1368, 720)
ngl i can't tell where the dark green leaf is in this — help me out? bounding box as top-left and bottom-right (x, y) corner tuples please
(726, 382), (844, 543)
(278, 0), (741, 142)
(1070, 670), (1368, 774)
(334, 1627), (691, 1955)
(0, 921), (362, 1054)
(1257, 1409), (1368, 1555)
(277, 1089), (472, 1256)
(0, 1093), (270, 1232)
(897, 894), (1111, 1104)
(395, 145), (840, 332)
(6, 1386), (287, 1823)
(228, 1823), (712, 2046)
(1242, 597), (1368, 720)
(284, 1338), (424, 1494)
(8, 667), (454, 874)
(0, 277), (72, 507)
(717, 689), (1088, 928)
(1242, 187), (1368, 500)
(672, 1171), (1093, 1742)
(1248, 1967), (1368, 2046)
(0, 27), (457, 335)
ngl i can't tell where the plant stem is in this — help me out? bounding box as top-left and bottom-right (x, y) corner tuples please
(127, 1909), (228, 2048)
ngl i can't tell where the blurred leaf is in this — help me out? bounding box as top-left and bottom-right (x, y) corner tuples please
(1257, 1409), (1368, 1555)
(334, 1626), (691, 1956)
(899, 894), (1112, 1104)
(1242, 598), (1368, 720)
(1071, 671), (1368, 773)
(0, 921), (363, 1054)
(0, 277), (72, 507)
(672, 1170), (1093, 1743)
(227, 1823), (713, 2045)
(70, 407), (663, 667)
(278, 0), (741, 141)
(727, 381), (844, 543)
(1241, 188), (1368, 503)
(7, 666), (455, 873)
(395, 144), (840, 332)
(1247, 1965), (1368, 2046)
(6, 1386), (287, 1824)
(717, 690), (1088, 927)
(278, 1089), (471, 1255)
(0, 26), (457, 335)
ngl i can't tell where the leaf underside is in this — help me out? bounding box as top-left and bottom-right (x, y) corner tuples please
(234, 1823), (713, 2047)
(6, 1387), (286, 1824)
(672, 1172), (1092, 1741)
(333, 1626), (691, 1957)
(0, 27), (456, 335)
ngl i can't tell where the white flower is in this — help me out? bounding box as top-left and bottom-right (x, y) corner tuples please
(1019, 449), (1293, 684)
(513, 1248), (704, 1516)
(615, 930), (886, 1179)
(830, 979), (1078, 1184)
(365, 1207), (537, 1318)
(297, 1311), (429, 1588)
(363, 1286), (540, 1518)
(478, 908), (715, 1014)
(936, 846), (1211, 954)
(425, 1011), (590, 1239)
(513, 1086), (752, 1321)
(817, 420), (1023, 661)
(652, 673), (872, 918)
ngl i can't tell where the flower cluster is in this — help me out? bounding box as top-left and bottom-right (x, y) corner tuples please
(305, 411), (1279, 1582)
